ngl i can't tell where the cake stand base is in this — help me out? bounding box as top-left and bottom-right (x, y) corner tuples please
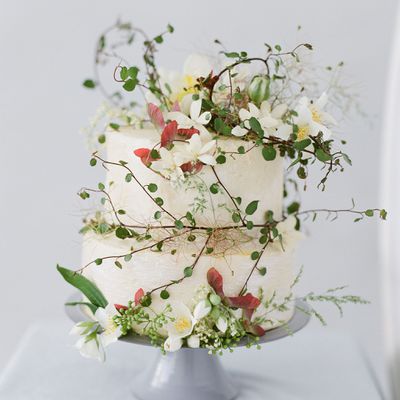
(131, 348), (238, 400)
(66, 294), (310, 400)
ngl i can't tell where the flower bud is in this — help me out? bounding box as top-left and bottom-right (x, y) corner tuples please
(247, 75), (270, 105)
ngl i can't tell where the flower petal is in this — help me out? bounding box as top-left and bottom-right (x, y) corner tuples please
(231, 126), (248, 137)
(164, 336), (183, 352)
(198, 154), (216, 166)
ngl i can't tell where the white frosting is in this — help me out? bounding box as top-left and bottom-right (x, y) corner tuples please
(81, 127), (299, 334)
(82, 231), (297, 330)
(104, 127), (284, 227)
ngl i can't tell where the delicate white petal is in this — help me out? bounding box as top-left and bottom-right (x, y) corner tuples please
(274, 124), (292, 140)
(101, 325), (122, 347)
(164, 336), (183, 352)
(239, 108), (251, 122)
(70, 323), (87, 336)
(198, 154), (216, 166)
(183, 54), (213, 78)
(248, 103), (260, 117)
(180, 94), (194, 115)
(76, 336), (105, 362)
(193, 299), (212, 320)
(231, 126), (248, 137)
(94, 307), (108, 328)
(190, 99), (202, 121)
(259, 116), (279, 129)
(216, 317), (228, 333)
(271, 104), (287, 119)
(188, 133), (202, 152)
(321, 111), (337, 126)
(200, 140), (216, 154)
(315, 92), (328, 109)
(260, 101), (272, 115)
(166, 302), (194, 338)
(196, 111), (212, 125)
(187, 335), (200, 348)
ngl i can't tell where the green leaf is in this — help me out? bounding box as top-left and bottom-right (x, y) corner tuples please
(167, 24), (174, 33)
(216, 155), (226, 164)
(293, 138), (311, 151)
(114, 261), (123, 269)
(79, 191), (89, 200)
(155, 197), (164, 206)
(224, 52), (240, 58)
(95, 258), (102, 265)
(160, 290), (170, 299)
(65, 301), (97, 314)
(238, 146), (245, 154)
(175, 220), (184, 229)
(98, 182), (105, 191)
(262, 145), (277, 161)
(258, 267), (267, 276)
(154, 211), (161, 220)
(249, 117), (264, 137)
(297, 166), (307, 179)
(342, 153), (352, 165)
(380, 209), (388, 220)
(251, 251), (260, 260)
(83, 79), (96, 89)
(57, 265), (108, 309)
(365, 209), (374, 217)
(90, 158), (97, 167)
(246, 221), (254, 230)
(232, 212), (241, 223)
(120, 67), (128, 81)
(315, 148), (332, 162)
(234, 196), (242, 205)
(115, 226), (130, 239)
(124, 254), (132, 262)
(210, 183), (219, 194)
(214, 118), (231, 135)
(123, 78), (138, 92)
(109, 123), (120, 131)
(148, 183), (158, 193)
(245, 200), (259, 215)
(127, 66), (139, 79)
(184, 267), (193, 277)
(98, 134), (106, 144)
(154, 35), (163, 44)
(287, 201), (300, 214)
(125, 173), (133, 183)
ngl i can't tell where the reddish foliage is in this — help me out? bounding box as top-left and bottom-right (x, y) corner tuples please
(227, 293), (261, 310)
(207, 268), (225, 297)
(114, 304), (128, 312)
(147, 103), (165, 129)
(180, 161), (203, 174)
(134, 288), (145, 306)
(160, 121), (178, 148)
(133, 148), (159, 166)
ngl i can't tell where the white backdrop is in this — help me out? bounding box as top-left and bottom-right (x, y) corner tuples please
(0, 0), (397, 392)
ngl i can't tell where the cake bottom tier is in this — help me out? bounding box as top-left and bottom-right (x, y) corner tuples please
(81, 231), (298, 336)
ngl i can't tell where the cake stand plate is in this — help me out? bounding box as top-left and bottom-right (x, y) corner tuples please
(66, 293), (310, 400)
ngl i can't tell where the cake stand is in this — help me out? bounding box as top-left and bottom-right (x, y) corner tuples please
(66, 293), (310, 400)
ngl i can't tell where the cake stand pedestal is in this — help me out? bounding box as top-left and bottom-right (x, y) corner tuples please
(66, 294), (310, 400)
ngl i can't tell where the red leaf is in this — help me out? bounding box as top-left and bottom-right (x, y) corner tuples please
(227, 293), (261, 310)
(161, 121), (178, 147)
(244, 320), (266, 337)
(133, 148), (159, 166)
(207, 268), (225, 297)
(134, 288), (145, 306)
(114, 304), (128, 312)
(148, 103), (165, 129)
(177, 128), (199, 139)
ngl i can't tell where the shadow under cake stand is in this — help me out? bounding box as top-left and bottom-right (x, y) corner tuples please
(66, 293), (310, 400)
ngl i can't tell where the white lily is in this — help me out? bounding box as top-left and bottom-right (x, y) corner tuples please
(294, 93), (336, 141)
(166, 302), (195, 339)
(193, 299), (212, 321)
(238, 101), (287, 132)
(189, 99), (212, 125)
(71, 304), (122, 362)
(151, 147), (185, 181)
(164, 336), (184, 352)
(187, 335), (201, 348)
(216, 317), (228, 333)
(174, 133), (217, 167)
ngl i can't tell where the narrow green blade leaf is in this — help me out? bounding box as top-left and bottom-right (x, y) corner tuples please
(57, 265), (108, 308)
(65, 301), (97, 314)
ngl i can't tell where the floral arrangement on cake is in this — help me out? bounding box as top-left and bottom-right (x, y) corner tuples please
(58, 21), (386, 362)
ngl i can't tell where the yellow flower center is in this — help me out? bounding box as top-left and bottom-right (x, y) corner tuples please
(173, 75), (199, 102)
(311, 108), (322, 123)
(297, 125), (310, 141)
(174, 317), (191, 333)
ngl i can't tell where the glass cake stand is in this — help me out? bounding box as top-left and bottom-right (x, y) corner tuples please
(66, 293), (310, 400)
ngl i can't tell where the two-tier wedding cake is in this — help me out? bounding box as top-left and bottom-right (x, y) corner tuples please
(58, 22), (385, 361)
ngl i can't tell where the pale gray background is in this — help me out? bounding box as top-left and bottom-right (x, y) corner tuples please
(0, 0), (397, 393)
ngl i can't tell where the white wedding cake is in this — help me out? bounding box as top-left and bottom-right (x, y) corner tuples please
(81, 126), (301, 334)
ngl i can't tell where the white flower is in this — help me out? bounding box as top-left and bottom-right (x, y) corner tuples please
(164, 336), (183, 352)
(294, 92), (336, 141)
(187, 335), (200, 348)
(238, 101), (287, 133)
(193, 299), (212, 321)
(174, 133), (217, 167)
(166, 302), (195, 339)
(216, 317), (228, 333)
(75, 335), (105, 362)
(183, 54), (213, 79)
(70, 304), (122, 362)
(189, 99), (211, 125)
(151, 147), (185, 181)
(231, 125), (248, 137)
